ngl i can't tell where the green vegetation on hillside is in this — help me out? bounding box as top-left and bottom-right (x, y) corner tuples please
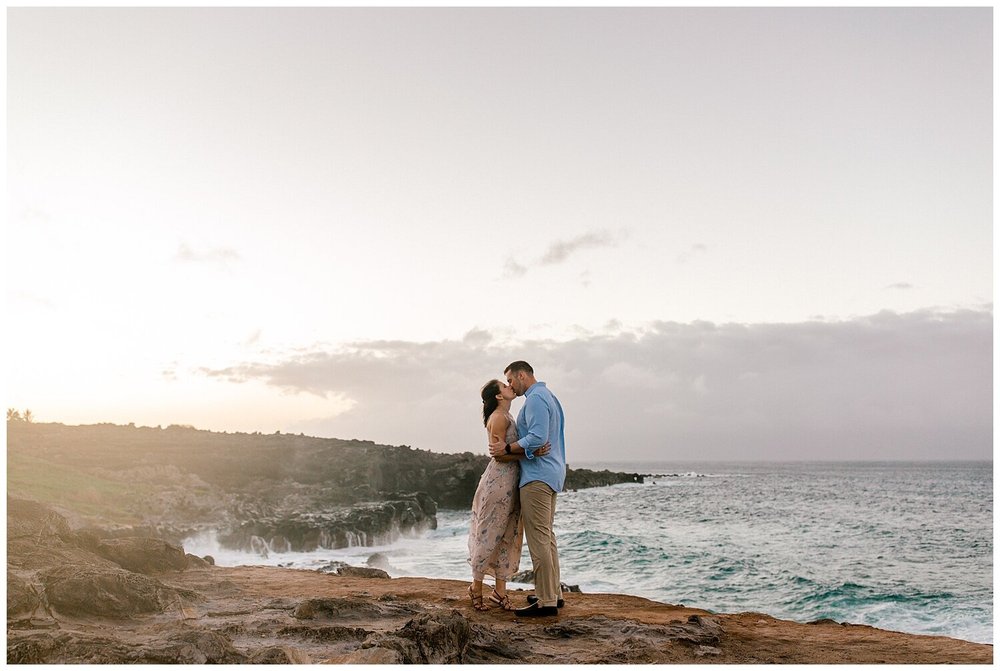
(7, 451), (152, 525)
(7, 421), (642, 530)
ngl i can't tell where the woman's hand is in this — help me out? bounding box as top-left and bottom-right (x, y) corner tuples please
(535, 442), (551, 457)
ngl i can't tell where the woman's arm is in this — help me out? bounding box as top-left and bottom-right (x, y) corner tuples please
(486, 413), (509, 456)
(487, 413), (542, 461)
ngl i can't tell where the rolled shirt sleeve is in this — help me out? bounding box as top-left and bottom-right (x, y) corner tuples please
(519, 392), (550, 458)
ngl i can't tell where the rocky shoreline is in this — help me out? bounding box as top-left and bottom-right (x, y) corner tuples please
(215, 492), (440, 555)
(7, 498), (992, 664)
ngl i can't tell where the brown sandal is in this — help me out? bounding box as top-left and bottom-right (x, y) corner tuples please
(468, 584), (489, 611)
(490, 589), (515, 611)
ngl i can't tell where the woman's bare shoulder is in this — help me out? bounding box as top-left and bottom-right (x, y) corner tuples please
(486, 411), (509, 430)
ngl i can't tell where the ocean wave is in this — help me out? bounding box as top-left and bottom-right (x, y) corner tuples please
(646, 472), (729, 480)
(559, 529), (667, 565)
(794, 581), (958, 608)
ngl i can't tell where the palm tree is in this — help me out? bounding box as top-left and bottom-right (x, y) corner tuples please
(23, 409), (34, 423)
(7, 408), (22, 422)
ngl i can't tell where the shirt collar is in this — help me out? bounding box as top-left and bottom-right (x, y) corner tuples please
(524, 381), (545, 396)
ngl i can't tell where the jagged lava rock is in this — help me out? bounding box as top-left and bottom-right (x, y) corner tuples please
(366, 551), (391, 569)
(133, 630), (247, 664)
(337, 566), (390, 579)
(39, 564), (178, 618)
(292, 596), (411, 620)
(7, 571), (41, 619)
(250, 645), (312, 663)
(216, 495), (437, 553)
(94, 537), (189, 574)
(7, 497), (72, 540)
(364, 610), (472, 664)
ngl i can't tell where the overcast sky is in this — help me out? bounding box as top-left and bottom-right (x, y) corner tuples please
(6, 8), (992, 461)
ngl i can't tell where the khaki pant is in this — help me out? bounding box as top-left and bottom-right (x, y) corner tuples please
(520, 480), (561, 607)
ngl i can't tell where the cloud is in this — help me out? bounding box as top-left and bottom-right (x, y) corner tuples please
(502, 257), (527, 278)
(462, 328), (493, 348)
(676, 243), (708, 264)
(17, 206), (51, 225)
(886, 282), (914, 290)
(540, 231), (617, 265)
(11, 291), (55, 310)
(502, 229), (625, 279)
(197, 308), (992, 463)
(175, 243), (241, 267)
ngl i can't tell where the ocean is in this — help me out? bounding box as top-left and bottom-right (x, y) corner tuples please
(183, 461), (993, 644)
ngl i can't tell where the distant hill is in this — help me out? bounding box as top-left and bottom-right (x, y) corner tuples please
(7, 421), (642, 549)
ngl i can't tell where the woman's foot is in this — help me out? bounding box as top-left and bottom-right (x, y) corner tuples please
(490, 588), (515, 611)
(468, 584), (489, 611)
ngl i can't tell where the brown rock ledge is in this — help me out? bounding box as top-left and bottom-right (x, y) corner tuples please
(7, 565), (992, 664)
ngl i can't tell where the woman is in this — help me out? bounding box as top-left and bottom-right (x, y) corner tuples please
(467, 379), (548, 611)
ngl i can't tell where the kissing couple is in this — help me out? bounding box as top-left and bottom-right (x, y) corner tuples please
(466, 360), (567, 617)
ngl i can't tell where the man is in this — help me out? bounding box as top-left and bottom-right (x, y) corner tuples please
(489, 360), (566, 617)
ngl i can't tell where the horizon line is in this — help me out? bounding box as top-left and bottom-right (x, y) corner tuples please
(6, 420), (991, 464)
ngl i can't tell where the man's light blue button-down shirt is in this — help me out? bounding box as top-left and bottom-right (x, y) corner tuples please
(515, 381), (566, 493)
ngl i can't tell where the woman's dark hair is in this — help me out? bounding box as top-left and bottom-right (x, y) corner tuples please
(481, 379), (501, 427)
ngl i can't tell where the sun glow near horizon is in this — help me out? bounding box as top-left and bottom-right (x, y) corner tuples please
(6, 7), (991, 460)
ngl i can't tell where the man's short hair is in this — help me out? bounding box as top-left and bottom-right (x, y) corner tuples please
(504, 361), (534, 376)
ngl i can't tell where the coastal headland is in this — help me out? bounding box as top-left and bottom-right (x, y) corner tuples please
(7, 421), (641, 550)
(7, 421), (993, 663)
